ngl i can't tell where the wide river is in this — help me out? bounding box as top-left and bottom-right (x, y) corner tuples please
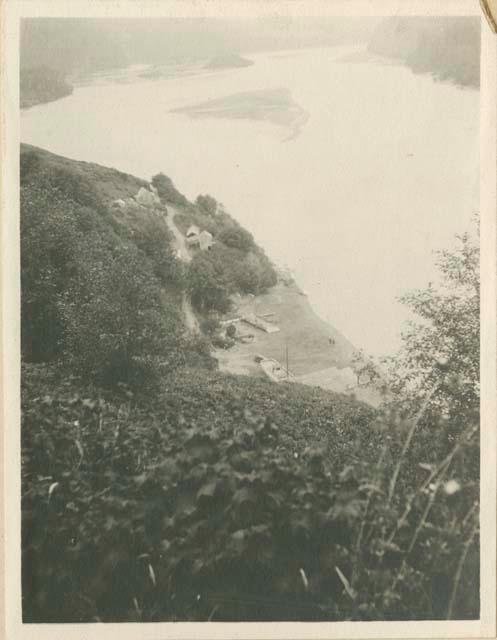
(21, 46), (479, 357)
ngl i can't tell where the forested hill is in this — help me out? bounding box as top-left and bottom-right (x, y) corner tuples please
(368, 16), (480, 88)
(20, 143), (279, 383)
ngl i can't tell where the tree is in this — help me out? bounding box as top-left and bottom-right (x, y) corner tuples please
(195, 194), (218, 216)
(187, 251), (232, 314)
(384, 226), (479, 433)
(218, 226), (254, 253)
(151, 173), (188, 206)
(351, 350), (381, 387)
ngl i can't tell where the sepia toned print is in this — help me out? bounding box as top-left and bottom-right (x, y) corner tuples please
(2, 2), (496, 637)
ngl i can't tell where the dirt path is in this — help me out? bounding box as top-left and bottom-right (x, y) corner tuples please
(164, 205), (192, 263)
(182, 293), (200, 334)
(163, 205), (199, 333)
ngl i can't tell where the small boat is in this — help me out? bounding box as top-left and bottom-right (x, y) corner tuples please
(259, 357), (295, 383)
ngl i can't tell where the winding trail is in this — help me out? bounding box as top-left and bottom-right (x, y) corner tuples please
(163, 205), (200, 334)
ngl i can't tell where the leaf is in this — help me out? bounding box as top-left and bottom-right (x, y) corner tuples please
(232, 487), (255, 506)
(335, 566), (356, 600)
(299, 568), (309, 591)
(418, 463), (434, 472)
(197, 481), (217, 500)
(229, 529), (248, 555)
(339, 465), (355, 483)
(148, 564), (156, 587)
(75, 439), (84, 462)
(358, 483), (383, 495)
(48, 482), (59, 499)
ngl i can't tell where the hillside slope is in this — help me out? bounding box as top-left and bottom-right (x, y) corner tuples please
(19, 145), (479, 623)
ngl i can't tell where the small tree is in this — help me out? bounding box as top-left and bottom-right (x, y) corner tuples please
(386, 228), (479, 418)
(218, 226), (254, 253)
(351, 350), (381, 387)
(195, 194), (218, 216)
(152, 173), (188, 207)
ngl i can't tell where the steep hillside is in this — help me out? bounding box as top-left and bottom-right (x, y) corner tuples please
(20, 145), (479, 623)
(368, 17), (480, 88)
(20, 145), (191, 381)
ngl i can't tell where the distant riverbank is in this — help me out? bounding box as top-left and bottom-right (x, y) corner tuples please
(20, 66), (73, 109)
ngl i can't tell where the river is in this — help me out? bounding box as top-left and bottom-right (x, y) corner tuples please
(21, 45), (479, 357)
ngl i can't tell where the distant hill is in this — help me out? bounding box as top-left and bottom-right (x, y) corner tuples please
(21, 17), (377, 72)
(368, 16), (480, 88)
(19, 17), (378, 106)
(20, 66), (73, 109)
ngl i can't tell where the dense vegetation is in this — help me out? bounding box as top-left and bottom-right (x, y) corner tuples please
(21, 362), (479, 622)
(368, 17), (480, 88)
(20, 66), (73, 109)
(20, 146), (480, 622)
(20, 146), (192, 385)
(164, 187), (277, 313)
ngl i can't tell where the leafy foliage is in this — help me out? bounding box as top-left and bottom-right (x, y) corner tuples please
(20, 147), (187, 385)
(217, 226), (254, 252)
(383, 229), (479, 435)
(22, 365), (478, 622)
(152, 173), (189, 207)
(195, 194), (218, 216)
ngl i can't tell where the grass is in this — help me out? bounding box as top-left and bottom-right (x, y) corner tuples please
(21, 143), (148, 204)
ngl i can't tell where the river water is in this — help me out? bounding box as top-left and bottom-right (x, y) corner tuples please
(21, 46), (479, 357)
